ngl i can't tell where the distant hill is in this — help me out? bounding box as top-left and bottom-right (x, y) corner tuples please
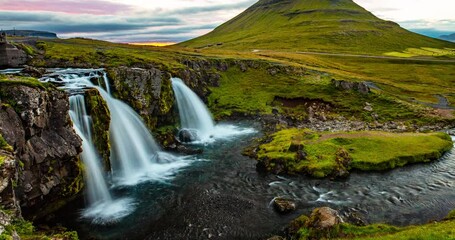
(179, 0), (454, 54)
(440, 33), (455, 42)
(4, 30), (57, 39)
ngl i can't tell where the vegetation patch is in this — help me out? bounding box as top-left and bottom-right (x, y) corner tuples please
(0, 217), (79, 240)
(384, 47), (455, 58)
(254, 128), (453, 178)
(290, 208), (455, 240)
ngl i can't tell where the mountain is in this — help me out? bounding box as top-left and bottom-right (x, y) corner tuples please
(440, 33), (455, 42)
(179, 0), (454, 54)
(4, 30), (57, 38)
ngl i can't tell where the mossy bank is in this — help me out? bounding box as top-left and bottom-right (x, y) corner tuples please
(251, 128), (453, 178)
(285, 207), (455, 240)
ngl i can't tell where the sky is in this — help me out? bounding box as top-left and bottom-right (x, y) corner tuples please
(0, 0), (454, 43)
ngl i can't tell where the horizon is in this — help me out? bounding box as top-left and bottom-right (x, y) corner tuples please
(0, 0), (454, 43)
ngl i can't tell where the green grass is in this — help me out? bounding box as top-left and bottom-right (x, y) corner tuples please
(385, 47), (455, 58)
(179, 0), (455, 55)
(256, 129), (453, 177)
(21, 36), (455, 124)
(0, 217), (78, 240)
(291, 209), (455, 240)
(338, 221), (455, 240)
(208, 66), (435, 124)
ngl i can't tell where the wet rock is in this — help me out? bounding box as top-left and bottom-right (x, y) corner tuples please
(273, 197), (296, 214)
(21, 65), (46, 78)
(307, 207), (342, 229)
(177, 145), (203, 155)
(178, 129), (199, 143)
(267, 236), (285, 240)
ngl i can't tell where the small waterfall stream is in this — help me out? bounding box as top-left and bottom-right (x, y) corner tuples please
(171, 77), (215, 140)
(69, 95), (112, 205)
(171, 77), (255, 143)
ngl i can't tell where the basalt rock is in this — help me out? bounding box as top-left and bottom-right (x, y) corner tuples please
(107, 66), (175, 130)
(0, 83), (83, 218)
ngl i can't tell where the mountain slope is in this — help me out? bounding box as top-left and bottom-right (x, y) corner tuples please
(440, 33), (455, 42)
(179, 0), (454, 54)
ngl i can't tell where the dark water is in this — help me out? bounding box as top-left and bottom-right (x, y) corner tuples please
(48, 122), (455, 240)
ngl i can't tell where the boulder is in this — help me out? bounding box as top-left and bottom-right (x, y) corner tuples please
(307, 207), (342, 229)
(178, 129), (199, 143)
(273, 197), (296, 214)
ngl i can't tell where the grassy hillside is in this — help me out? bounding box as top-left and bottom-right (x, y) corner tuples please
(179, 0), (455, 54)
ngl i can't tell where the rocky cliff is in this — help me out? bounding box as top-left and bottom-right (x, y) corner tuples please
(0, 79), (83, 219)
(107, 66), (175, 130)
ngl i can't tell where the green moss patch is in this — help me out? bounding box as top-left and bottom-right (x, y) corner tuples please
(255, 129), (453, 178)
(0, 218), (79, 240)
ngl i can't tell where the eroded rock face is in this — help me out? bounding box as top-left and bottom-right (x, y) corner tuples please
(107, 66), (175, 130)
(0, 84), (83, 216)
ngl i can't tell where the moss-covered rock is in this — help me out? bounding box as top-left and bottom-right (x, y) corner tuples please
(85, 89), (111, 171)
(253, 129), (453, 178)
(107, 66), (176, 130)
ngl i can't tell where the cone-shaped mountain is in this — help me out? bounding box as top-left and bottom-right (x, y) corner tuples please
(180, 0), (454, 54)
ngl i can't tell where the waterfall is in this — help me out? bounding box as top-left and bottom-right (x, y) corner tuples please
(171, 78), (215, 140)
(171, 77), (257, 143)
(95, 87), (166, 184)
(68, 93), (134, 224)
(69, 95), (112, 205)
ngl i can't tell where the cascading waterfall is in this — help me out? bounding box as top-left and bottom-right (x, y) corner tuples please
(95, 87), (179, 185)
(39, 69), (192, 223)
(69, 95), (112, 206)
(69, 95), (135, 224)
(171, 77), (256, 143)
(171, 77), (215, 140)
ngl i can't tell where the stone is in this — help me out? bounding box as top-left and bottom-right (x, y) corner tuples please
(21, 65), (45, 78)
(176, 145), (203, 155)
(357, 82), (370, 94)
(178, 129), (199, 143)
(363, 105), (373, 112)
(307, 207), (342, 229)
(267, 236), (285, 240)
(273, 197), (296, 214)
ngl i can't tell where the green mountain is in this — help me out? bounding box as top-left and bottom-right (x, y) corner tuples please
(179, 0), (454, 54)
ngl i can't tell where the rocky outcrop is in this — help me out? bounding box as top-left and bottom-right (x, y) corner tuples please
(331, 79), (370, 94)
(0, 82), (83, 217)
(108, 66), (175, 130)
(0, 34), (28, 68)
(85, 89), (111, 171)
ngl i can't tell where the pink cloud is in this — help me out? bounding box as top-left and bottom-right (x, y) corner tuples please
(0, 0), (132, 15)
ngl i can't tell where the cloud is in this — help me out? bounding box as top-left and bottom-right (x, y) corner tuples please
(0, 0), (454, 43)
(0, 0), (132, 15)
(169, 0), (255, 14)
